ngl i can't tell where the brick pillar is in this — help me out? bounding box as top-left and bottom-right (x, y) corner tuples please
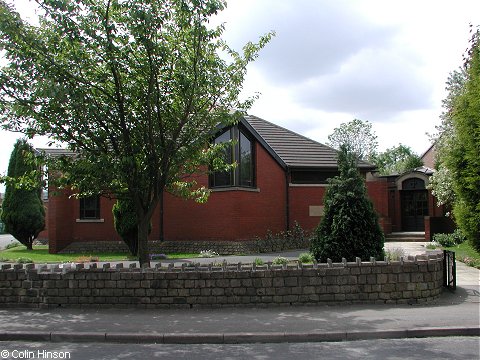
(48, 188), (74, 253)
(424, 216), (431, 241)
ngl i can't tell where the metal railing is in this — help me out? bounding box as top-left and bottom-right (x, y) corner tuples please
(443, 250), (456, 290)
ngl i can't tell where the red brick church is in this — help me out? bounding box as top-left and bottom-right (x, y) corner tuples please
(38, 116), (449, 253)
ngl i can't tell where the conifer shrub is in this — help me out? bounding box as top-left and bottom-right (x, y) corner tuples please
(1, 139), (45, 250)
(311, 145), (384, 262)
(113, 198), (151, 256)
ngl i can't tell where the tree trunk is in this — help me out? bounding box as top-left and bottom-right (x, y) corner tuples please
(137, 216), (150, 267)
(26, 239), (33, 251)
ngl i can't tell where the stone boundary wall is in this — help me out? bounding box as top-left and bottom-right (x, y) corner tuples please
(59, 240), (260, 255)
(0, 254), (444, 309)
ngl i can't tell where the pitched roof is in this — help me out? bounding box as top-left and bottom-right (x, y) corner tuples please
(36, 148), (76, 157)
(37, 115), (375, 171)
(241, 115), (375, 170)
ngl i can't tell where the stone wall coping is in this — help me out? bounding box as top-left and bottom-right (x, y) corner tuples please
(0, 253), (443, 274)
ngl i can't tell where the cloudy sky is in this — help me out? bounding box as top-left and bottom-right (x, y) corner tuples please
(1, 0), (479, 179)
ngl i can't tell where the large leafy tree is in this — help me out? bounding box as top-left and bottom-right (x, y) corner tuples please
(441, 28), (480, 251)
(0, 0), (272, 265)
(327, 118), (378, 161)
(1, 139), (45, 250)
(372, 144), (423, 176)
(428, 69), (467, 209)
(311, 145), (384, 262)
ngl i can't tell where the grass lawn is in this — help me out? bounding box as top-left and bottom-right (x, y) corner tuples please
(0, 245), (199, 263)
(444, 242), (480, 269)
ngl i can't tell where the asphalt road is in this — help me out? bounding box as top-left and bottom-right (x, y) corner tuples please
(1, 337), (478, 360)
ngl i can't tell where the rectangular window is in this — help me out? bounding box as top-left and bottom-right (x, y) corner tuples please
(80, 196), (100, 219)
(239, 132), (253, 187)
(290, 170), (339, 184)
(211, 129), (234, 187)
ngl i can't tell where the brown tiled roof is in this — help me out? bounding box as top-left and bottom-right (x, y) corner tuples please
(242, 115), (375, 170)
(36, 148), (76, 157)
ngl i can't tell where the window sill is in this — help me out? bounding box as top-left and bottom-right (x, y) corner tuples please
(289, 183), (329, 187)
(211, 187), (260, 193)
(76, 219), (105, 223)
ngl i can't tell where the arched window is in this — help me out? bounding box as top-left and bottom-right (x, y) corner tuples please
(210, 126), (255, 188)
(402, 178), (425, 190)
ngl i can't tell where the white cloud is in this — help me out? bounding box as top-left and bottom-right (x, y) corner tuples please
(222, 0), (396, 85)
(294, 47), (433, 120)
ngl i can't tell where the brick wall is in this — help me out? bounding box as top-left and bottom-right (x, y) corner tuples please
(0, 253), (444, 309)
(47, 142), (288, 253)
(367, 180), (389, 218)
(421, 145), (436, 169)
(367, 179), (391, 234)
(37, 200), (49, 241)
(164, 142), (287, 242)
(288, 186), (326, 232)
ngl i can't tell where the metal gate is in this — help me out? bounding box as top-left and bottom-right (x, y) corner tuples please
(443, 250), (456, 290)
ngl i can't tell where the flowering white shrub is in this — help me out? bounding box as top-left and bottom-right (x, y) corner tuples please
(199, 250), (219, 258)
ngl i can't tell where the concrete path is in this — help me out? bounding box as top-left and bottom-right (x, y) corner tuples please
(146, 242), (430, 266)
(0, 234), (16, 250)
(157, 242), (436, 266)
(0, 241), (479, 344)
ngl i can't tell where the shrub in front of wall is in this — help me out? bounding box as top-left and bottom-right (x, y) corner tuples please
(254, 222), (311, 253)
(452, 229), (466, 244)
(113, 197), (152, 256)
(433, 229), (466, 247)
(311, 146), (385, 262)
(272, 256), (289, 265)
(385, 248), (406, 261)
(199, 250), (219, 258)
(433, 233), (456, 247)
(1, 139), (45, 251)
(298, 252), (314, 264)
(253, 258), (264, 266)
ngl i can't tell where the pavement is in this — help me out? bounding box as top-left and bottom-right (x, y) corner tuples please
(0, 242), (479, 344)
(0, 234), (16, 250)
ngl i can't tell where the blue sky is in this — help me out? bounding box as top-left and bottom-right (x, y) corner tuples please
(1, 0), (479, 181)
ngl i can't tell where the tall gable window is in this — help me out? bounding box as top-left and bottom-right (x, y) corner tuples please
(210, 126), (255, 188)
(79, 196), (100, 219)
(211, 129), (233, 187)
(239, 132), (253, 187)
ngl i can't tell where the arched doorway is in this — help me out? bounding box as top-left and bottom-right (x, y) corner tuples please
(400, 178), (428, 231)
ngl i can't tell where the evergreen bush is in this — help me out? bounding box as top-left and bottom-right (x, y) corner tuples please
(311, 145), (384, 262)
(433, 229), (466, 247)
(112, 198), (151, 256)
(1, 139), (45, 250)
